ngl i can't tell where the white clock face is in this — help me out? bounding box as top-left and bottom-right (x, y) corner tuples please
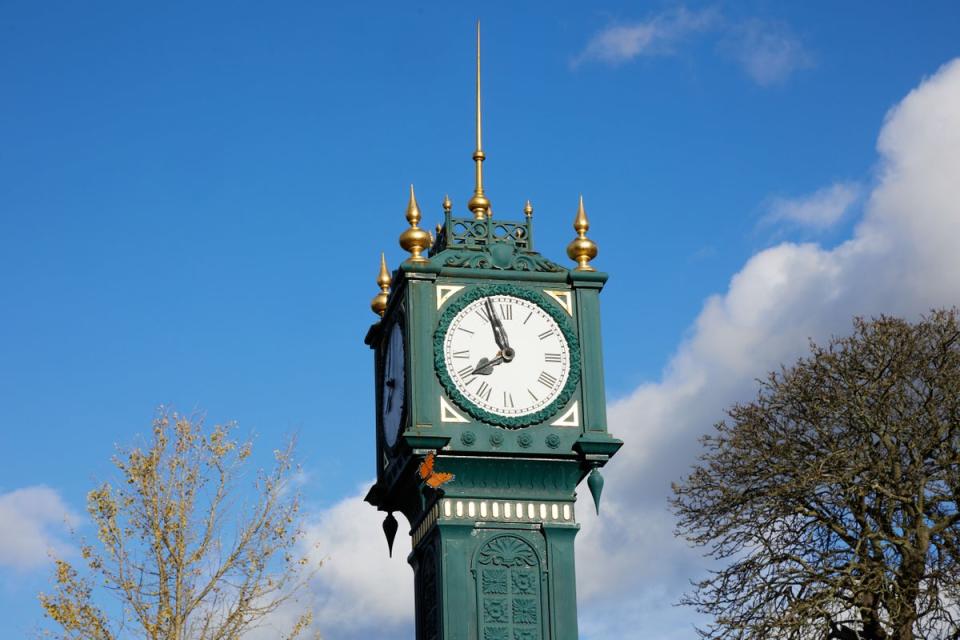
(382, 322), (405, 447)
(442, 294), (571, 418)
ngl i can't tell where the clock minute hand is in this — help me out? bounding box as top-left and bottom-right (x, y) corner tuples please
(384, 377), (395, 411)
(484, 299), (515, 362)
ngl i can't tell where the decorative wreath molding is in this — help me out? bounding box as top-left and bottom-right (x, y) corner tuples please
(433, 283), (581, 429)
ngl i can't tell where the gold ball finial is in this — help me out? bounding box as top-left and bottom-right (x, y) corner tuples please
(566, 194), (597, 271)
(524, 200), (533, 217)
(399, 184), (432, 263)
(371, 253), (391, 317)
(468, 191), (490, 220)
(442, 194), (452, 213)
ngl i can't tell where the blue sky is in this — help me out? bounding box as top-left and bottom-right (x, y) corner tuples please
(2, 2), (960, 638)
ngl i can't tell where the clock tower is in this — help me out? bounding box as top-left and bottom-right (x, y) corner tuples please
(365, 25), (622, 640)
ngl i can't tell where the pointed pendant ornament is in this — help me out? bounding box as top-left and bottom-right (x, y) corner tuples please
(382, 512), (399, 557)
(587, 466), (604, 514)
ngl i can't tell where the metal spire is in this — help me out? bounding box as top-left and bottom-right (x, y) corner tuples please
(467, 21), (490, 221)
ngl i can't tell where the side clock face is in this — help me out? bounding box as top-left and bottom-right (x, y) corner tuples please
(381, 321), (406, 447)
(442, 294), (571, 419)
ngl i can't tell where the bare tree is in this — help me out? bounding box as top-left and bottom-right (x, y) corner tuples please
(39, 412), (319, 640)
(671, 309), (960, 640)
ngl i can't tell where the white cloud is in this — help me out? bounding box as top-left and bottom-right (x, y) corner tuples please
(0, 486), (79, 571)
(575, 10), (813, 86)
(576, 57), (960, 635)
(572, 8), (719, 67)
(764, 181), (861, 229)
(273, 58), (960, 639)
(288, 486), (413, 640)
(721, 19), (814, 86)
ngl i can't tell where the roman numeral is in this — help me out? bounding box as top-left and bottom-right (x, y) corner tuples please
(538, 371), (558, 388)
(457, 366), (474, 377)
(544, 352), (562, 363)
(458, 327), (474, 335)
(538, 329), (554, 341)
(452, 349), (470, 359)
(527, 388), (539, 402)
(503, 392), (514, 408)
(476, 307), (490, 323)
(477, 381), (493, 402)
(499, 303), (513, 320)
(523, 311), (533, 325)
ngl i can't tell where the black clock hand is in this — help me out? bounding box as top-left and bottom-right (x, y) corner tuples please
(384, 377), (395, 411)
(472, 354), (505, 376)
(484, 299), (514, 362)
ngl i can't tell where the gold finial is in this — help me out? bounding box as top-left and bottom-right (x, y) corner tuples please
(406, 183), (421, 226)
(524, 200), (533, 217)
(442, 194), (452, 213)
(371, 253), (391, 317)
(399, 184), (432, 263)
(566, 195), (598, 271)
(467, 21), (490, 221)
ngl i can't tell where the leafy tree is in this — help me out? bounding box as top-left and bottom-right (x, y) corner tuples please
(39, 412), (319, 640)
(672, 309), (960, 640)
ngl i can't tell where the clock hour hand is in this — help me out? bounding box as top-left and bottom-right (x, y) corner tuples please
(484, 299), (514, 362)
(471, 354), (504, 376)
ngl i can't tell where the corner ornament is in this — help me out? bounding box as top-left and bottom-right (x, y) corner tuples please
(566, 195), (598, 271)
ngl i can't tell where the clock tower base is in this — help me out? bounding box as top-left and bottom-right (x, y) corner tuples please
(407, 457), (584, 640)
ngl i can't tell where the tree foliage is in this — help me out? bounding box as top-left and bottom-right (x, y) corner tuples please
(672, 309), (960, 640)
(39, 412), (319, 640)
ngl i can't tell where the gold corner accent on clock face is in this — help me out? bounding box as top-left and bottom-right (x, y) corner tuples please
(440, 396), (470, 423)
(550, 401), (579, 427)
(544, 290), (573, 316)
(437, 285), (465, 309)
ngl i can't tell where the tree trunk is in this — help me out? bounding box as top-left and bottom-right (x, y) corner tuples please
(856, 590), (888, 640)
(894, 553), (925, 640)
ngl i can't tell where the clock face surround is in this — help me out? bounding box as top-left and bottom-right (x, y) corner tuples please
(381, 321), (406, 448)
(435, 285), (580, 428)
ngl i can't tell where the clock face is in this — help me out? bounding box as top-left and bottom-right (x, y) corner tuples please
(442, 294), (571, 419)
(381, 321), (405, 447)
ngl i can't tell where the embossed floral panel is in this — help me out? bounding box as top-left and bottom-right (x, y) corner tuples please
(475, 534), (544, 640)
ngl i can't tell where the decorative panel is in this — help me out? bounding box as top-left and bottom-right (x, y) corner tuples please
(475, 535), (544, 640)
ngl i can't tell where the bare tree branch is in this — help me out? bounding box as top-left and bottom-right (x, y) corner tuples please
(672, 309), (960, 640)
(39, 411), (320, 640)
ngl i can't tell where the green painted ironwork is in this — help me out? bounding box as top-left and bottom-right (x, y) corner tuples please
(433, 283), (581, 429)
(432, 214), (534, 253)
(429, 213), (566, 273)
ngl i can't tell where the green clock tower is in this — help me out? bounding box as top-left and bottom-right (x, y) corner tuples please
(365, 25), (622, 640)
